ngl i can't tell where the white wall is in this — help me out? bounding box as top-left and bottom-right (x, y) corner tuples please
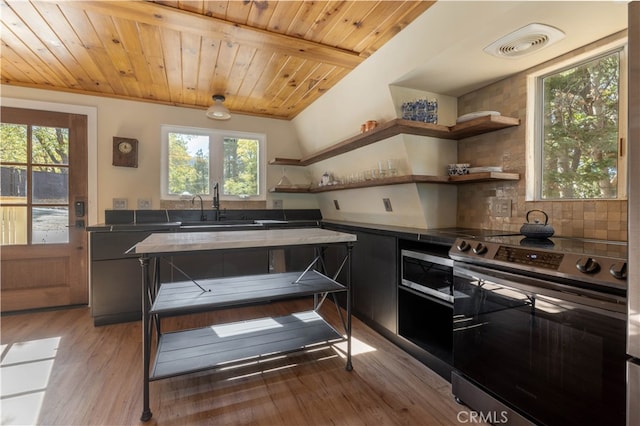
(1, 85), (317, 224)
(291, 4), (461, 228)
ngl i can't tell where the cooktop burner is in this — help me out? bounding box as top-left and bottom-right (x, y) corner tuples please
(425, 228), (520, 239)
(449, 235), (628, 292)
(482, 235), (628, 259)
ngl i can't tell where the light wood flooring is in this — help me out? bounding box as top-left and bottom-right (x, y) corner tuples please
(1, 298), (475, 425)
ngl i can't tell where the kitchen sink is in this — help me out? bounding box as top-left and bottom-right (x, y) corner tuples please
(178, 220), (262, 229)
(108, 222), (181, 231)
(179, 219), (257, 225)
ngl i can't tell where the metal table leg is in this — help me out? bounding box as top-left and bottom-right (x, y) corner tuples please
(346, 242), (353, 371)
(139, 255), (152, 422)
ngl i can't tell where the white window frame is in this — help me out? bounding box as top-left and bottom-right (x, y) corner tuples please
(526, 39), (628, 201)
(160, 124), (266, 201)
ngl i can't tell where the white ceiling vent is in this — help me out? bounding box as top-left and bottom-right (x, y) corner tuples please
(484, 23), (565, 59)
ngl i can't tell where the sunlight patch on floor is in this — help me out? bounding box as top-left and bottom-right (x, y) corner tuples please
(1, 337), (60, 426)
(332, 336), (377, 358)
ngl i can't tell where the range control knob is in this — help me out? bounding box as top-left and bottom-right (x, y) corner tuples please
(473, 243), (488, 255)
(576, 257), (600, 274)
(609, 262), (628, 280)
(457, 240), (471, 252)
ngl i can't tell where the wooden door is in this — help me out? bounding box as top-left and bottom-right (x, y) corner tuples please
(0, 107), (88, 312)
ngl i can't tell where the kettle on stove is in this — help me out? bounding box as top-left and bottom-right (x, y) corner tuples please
(520, 209), (555, 239)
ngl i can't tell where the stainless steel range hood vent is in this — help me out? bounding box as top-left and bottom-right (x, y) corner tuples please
(484, 23), (566, 58)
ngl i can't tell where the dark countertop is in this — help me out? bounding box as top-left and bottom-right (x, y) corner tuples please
(321, 220), (518, 245)
(86, 219), (320, 233)
(87, 214), (517, 247)
(87, 222), (182, 232)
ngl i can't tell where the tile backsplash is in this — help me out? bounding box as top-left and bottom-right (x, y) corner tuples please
(455, 31), (627, 241)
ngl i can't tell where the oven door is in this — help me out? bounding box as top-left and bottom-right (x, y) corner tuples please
(453, 263), (627, 426)
(401, 249), (454, 303)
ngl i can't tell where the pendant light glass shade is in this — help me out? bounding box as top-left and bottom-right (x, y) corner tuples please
(206, 95), (231, 120)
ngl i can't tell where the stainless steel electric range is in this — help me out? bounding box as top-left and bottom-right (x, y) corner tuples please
(449, 235), (628, 426)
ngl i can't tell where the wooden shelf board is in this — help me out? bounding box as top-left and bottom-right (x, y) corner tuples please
(268, 172), (520, 193)
(269, 158), (303, 166)
(299, 119), (450, 165)
(309, 174), (447, 192)
(448, 172), (520, 183)
(268, 115), (520, 166)
(448, 115), (520, 140)
(268, 186), (311, 193)
(151, 310), (343, 380)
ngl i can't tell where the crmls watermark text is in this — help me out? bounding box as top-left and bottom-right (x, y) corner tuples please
(457, 410), (509, 424)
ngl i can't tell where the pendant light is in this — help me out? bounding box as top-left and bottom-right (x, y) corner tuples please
(206, 94), (231, 120)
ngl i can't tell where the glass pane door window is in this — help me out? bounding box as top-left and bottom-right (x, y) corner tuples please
(0, 123), (70, 245)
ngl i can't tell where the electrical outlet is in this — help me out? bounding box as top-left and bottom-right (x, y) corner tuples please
(272, 199), (283, 209)
(383, 198), (393, 212)
(492, 198), (512, 217)
(333, 200), (340, 210)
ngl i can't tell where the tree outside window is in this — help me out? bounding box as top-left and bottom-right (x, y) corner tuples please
(540, 50), (620, 199)
(167, 132), (209, 196)
(223, 137), (258, 197)
(1, 123), (70, 245)
(162, 126), (264, 200)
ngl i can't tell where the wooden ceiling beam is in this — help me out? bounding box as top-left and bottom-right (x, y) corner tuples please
(59, 1), (364, 70)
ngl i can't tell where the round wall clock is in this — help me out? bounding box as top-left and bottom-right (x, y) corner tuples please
(113, 137), (138, 168)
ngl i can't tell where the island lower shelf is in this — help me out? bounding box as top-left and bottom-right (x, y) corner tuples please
(150, 271), (346, 315)
(152, 310), (343, 380)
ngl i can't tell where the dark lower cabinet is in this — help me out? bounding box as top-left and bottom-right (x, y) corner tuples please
(353, 230), (397, 333)
(162, 250), (267, 281)
(90, 230), (316, 326)
(91, 258), (142, 325)
(90, 231), (156, 326)
(322, 223), (455, 381)
(323, 224), (397, 335)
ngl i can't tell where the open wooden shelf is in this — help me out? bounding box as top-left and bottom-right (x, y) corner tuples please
(448, 171), (520, 183)
(269, 172), (520, 193)
(269, 115), (520, 167)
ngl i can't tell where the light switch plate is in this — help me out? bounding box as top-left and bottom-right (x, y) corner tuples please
(383, 198), (393, 212)
(492, 198), (511, 217)
(137, 198), (152, 209)
(333, 200), (340, 210)
(112, 198), (128, 210)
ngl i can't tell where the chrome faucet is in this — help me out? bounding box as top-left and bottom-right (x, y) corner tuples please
(191, 195), (206, 221)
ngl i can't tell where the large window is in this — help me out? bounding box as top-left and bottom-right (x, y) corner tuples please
(161, 125), (265, 200)
(531, 44), (627, 200)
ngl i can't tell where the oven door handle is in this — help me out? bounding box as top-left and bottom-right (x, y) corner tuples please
(453, 262), (627, 319)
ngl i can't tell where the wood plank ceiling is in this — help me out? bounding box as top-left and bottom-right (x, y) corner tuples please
(0, 1), (434, 120)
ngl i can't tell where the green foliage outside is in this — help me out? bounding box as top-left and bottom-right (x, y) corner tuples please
(168, 133), (258, 197)
(223, 137), (258, 197)
(168, 132), (209, 195)
(541, 51), (619, 199)
(1, 124), (69, 168)
(1, 124), (69, 202)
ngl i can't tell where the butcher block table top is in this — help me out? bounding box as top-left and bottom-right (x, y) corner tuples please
(133, 228), (356, 255)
